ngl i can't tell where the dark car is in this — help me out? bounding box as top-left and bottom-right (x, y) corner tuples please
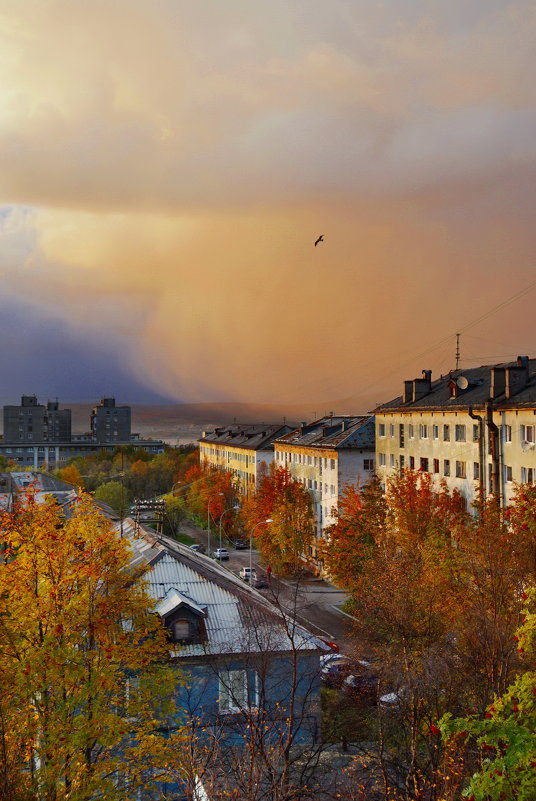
(233, 540), (249, 550)
(253, 577), (269, 589)
(190, 543), (206, 554)
(320, 656), (352, 687)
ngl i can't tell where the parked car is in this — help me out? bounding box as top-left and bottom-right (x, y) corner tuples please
(253, 577), (269, 589)
(320, 655), (352, 686)
(342, 663), (379, 700)
(233, 540), (249, 550)
(213, 548), (229, 561)
(190, 543), (206, 554)
(239, 567), (257, 582)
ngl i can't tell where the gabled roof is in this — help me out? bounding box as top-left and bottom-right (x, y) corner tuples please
(119, 519), (318, 659)
(375, 358), (536, 413)
(198, 423), (292, 451)
(274, 416), (375, 450)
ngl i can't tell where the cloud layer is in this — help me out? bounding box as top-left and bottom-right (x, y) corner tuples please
(0, 1), (535, 405)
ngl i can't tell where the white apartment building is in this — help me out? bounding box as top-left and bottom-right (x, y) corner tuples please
(375, 356), (536, 508)
(198, 423), (292, 497)
(273, 416), (375, 569)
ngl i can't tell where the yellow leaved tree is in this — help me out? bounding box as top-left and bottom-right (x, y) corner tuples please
(0, 492), (185, 801)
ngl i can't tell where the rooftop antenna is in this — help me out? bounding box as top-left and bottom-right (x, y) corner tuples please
(455, 333), (460, 371)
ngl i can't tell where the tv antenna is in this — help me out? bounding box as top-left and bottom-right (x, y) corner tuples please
(455, 333), (460, 371)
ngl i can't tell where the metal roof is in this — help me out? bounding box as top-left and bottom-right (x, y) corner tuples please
(120, 520), (318, 659)
(274, 415), (375, 450)
(198, 423), (292, 451)
(375, 358), (536, 413)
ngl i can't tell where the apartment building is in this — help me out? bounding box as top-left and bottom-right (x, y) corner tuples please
(375, 356), (536, 508)
(198, 423), (293, 496)
(273, 415), (375, 567)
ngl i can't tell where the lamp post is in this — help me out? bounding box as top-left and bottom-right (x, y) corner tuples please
(250, 518), (273, 579)
(219, 505), (240, 552)
(207, 493), (224, 557)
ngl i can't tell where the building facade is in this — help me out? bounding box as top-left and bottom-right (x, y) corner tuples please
(198, 423), (293, 496)
(91, 397), (131, 443)
(375, 357), (536, 508)
(3, 395), (71, 444)
(273, 416), (375, 566)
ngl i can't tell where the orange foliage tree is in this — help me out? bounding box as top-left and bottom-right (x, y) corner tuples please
(241, 465), (315, 575)
(0, 493), (186, 801)
(180, 462), (239, 536)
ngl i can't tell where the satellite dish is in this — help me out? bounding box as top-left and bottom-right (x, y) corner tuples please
(456, 375), (469, 390)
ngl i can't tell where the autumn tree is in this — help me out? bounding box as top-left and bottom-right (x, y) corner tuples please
(0, 493), (186, 801)
(57, 463), (84, 488)
(242, 465), (315, 575)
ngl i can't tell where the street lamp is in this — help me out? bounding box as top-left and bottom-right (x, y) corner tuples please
(219, 505), (240, 552)
(250, 519), (273, 579)
(207, 493), (224, 557)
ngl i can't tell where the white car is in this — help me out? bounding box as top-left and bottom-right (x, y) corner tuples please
(239, 567), (257, 582)
(213, 548), (229, 561)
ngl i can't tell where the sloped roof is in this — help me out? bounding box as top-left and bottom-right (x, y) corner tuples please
(274, 416), (375, 450)
(120, 519), (318, 659)
(199, 423), (292, 451)
(375, 358), (536, 413)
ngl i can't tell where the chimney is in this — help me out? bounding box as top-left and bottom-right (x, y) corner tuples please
(490, 367), (506, 399)
(413, 378), (431, 402)
(505, 365), (528, 399)
(422, 369), (432, 382)
(517, 355), (529, 369)
(448, 378), (458, 399)
(340, 420), (347, 432)
(403, 380), (413, 404)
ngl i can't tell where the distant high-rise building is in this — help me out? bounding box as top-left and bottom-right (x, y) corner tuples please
(3, 395), (71, 443)
(90, 397), (131, 444)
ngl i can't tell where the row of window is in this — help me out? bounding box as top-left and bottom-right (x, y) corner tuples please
(275, 451), (337, 470)
(378, 453), (531, 484)
(379, 422), (478, 443)
(379, 421), (534, 446)
(201, 446), (255, 466)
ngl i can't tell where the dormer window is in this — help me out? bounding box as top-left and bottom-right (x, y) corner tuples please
(173, 619), (190, 640)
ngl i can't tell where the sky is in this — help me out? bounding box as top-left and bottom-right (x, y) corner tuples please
(0, 0), (535, 408)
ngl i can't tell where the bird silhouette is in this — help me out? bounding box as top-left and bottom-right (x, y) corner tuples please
(314, 235), (324, 247)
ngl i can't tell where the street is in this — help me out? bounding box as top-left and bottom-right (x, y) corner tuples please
(178, 518), (355, 652)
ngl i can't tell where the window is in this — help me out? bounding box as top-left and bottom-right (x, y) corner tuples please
(432, 425), (439, 440)
(504, 425), (512, 444)
(363, 458), (374, 471)
(505, 465), (513, 483)
(219, 670), (256, 714)
(173, 620), (190, 640)
(409, 456), (415, 470)
(389, 423), (395, 437)
(390, 454), (395, 468)
(472, 425), (479, 442)
(473, 462), (480, 480)
(408, 424), (414, 439)
(419, 424), (428, 439)
(521, 425), (535, 444)
(455, 425), (466, 442)
(443, 424), (450, 441)
(379, 453), (386, 466)
(420, 457), (429, 472)
(521, 467), (535, 483)
(399, 424), (405, 448)
(399, 455), (405, 472)
(444, 459), (450, 477)
(308, 479), (313, 489)
(433, 459), (440, 474)
(456, 461), (466, 478)
(379, 423), (386, 437)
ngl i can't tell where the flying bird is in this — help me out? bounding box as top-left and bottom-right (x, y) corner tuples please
(314, 235), (324, 247)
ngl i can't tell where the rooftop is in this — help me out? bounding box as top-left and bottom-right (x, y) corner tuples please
(376, 357), (536, 413)
(274, 415), (375, 450)
(199, 423), (292, 451)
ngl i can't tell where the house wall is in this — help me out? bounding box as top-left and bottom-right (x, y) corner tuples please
(199, 442), (273, 496)
(376, 406), (536, 507)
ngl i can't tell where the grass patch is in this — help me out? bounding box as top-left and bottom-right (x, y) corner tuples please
(174, 531), (195, 546)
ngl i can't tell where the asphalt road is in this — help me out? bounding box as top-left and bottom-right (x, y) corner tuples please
(178, 518), (355, 652)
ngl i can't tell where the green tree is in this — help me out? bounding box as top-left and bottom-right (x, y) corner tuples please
(94, 479), (129, 515)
